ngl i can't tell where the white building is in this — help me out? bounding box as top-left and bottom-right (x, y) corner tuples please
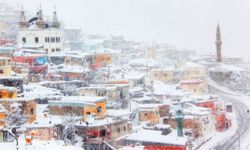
(17, 8), (64, 53)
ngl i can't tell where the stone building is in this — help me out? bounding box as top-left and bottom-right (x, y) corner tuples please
(17, 7), (64, 53)
(48, 96), (107, 120)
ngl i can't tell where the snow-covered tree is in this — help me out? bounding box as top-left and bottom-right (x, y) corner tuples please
(62, 115), (83, 147)
(5, 103), (26, 127)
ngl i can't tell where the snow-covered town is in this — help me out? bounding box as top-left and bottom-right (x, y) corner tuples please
(0, 1), (250, 150)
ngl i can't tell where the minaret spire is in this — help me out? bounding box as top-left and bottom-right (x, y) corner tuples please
(36, 4), (46, 29)
(215, 24), (222, 62)
(18, 5), (28, 28)
(51, 5), (60, 28)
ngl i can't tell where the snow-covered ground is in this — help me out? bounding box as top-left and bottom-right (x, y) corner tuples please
(198, 112), (238, 150)
(0, 139), (83, 150)
(209, 78), (250, 150)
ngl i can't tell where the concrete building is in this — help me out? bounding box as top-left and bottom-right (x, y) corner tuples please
(17, 7), (64, 53)
(149, 68), (174, 82)
(0, 57), (12, 76)
(77, 84), (129, 108)
(179, 79), (207, 95)
(0, 98), (36, 124)
(138, 104), (161, 124)
(48, 96), (107, 120)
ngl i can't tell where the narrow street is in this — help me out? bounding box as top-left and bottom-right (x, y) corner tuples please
(209, 82), (250, 150)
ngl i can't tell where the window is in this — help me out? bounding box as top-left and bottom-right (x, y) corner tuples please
(9, 92), (13, 98)
(30, 108), (34, 115)
(22, 37), (26, 43)
(35, 37), (39, 43)
(144, 113), (148, 116)
(99, 129), (106, 137)
(124, 126), (126, 131)
(52, 49), (55, 52)
(45, 49), (48, 52)
(56, 37), (60, 43)
(0, 69), (3, 74)
(97, 106), (102, 113)
(45, 37), (49, 43)
(117, 127), (120, 133)
(56, 48), (61, 52)
(51, 37), (55, 43)
(86, 112), (91, 115)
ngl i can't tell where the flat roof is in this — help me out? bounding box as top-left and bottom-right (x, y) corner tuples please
(61, 96), (106, 102)
(126, 129), (187, 146)
(0, 97), (34, 102)
(49, 96), (106, 107)
(48, 100), (95, 107)
(0, 85), (17, 91)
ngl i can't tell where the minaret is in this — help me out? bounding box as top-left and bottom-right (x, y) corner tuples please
(51, 6), (60, 28)
(18, 5), (28, 28)
(36, 5), (46, 29)
(215, 24), (222, 62)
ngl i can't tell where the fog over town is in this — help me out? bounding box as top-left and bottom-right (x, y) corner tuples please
(4, 0), (250, 57)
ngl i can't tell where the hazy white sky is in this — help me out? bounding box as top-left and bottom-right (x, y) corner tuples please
(3, 0), (250, 57)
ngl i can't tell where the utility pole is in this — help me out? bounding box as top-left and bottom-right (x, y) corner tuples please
(187, 137), (193, 150)
(16, 136), (19, 150)
(238, 128), (241, 150)
(107, 65), (110, 80)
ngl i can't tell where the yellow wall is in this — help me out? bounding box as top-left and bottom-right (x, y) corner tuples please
(138, 109), (160, 124)
(0, 22), (6, 32)
(83, 101), (107, 120)
(183, 68), (206, 80)
(0, 58), (13, 76)
(180, 80), (206, 95)
(94, 53), (112, 66)
(0, 112), (6, 126)
(0, 89), (17, 99)
(149, 69), (174, 82)
(0, 66), (12, 76)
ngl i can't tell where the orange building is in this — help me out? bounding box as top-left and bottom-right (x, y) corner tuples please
(179, 79), (206, 95)
(195, 100), (215, 113)
(0, 105), (7, 126)
(94, 53), (112, 66)
(0, 98), (36, 124)
(48, 96), (107, 120)
(138, 104), (161, 124)
(0, 86), (17, 99)
(25, 125), (55, 140)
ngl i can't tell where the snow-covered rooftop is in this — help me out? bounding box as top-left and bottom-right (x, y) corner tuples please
(23, 83), (62, 99)
(0, 84), (17, 91)
(61, 96), (106, 103)
(209, 64), (244, 72)
(126, 129), (187, 146)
